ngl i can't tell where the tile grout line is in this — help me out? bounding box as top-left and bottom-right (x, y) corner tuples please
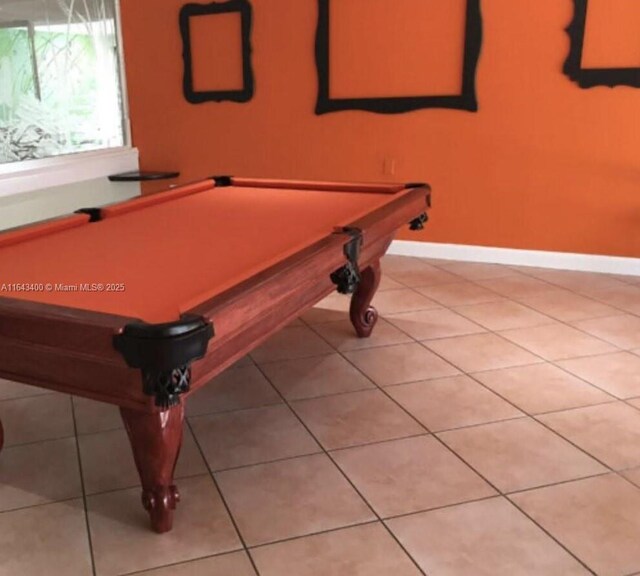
(0, 431), (80, 451)
(386, 256), (639, 328)
(378, 260), (631, 575)
(119, 550), (256, 576)
(69, 394), (98, 576)
(304, 293), (624, 484)
(410, 354), (627, 475)
(330, 258), (638, 466)
(413, 309), (640, 474)
(0, 494), (87, 517)
(309, 324), (514, 497)
(6, 400), (632, 516)
(301, 274), (633, 572)
(267, 280), (631, 377)
(394, 315), (627, 478)
(502, 496), (598, 575)
(504, 470), (617, 499)
(299, 317), (574, 576)
(244, 519), (380, 552)
(0, 462), (618, 576)
(462, 268), (640, 331)
(0, 390), (58, 404)
(65, 471), (211, 502)
(309, 264), (631, 372)
(400, 266), (640, 443)
(0, 257), (637, 574)
(431, 258), (640, 304)
(309, 328), (522, 497)
(183, 417), (263, 576)
(247, 360), (430, 576)
(369, 272), (640, 426)
(247, 344), (634, 425)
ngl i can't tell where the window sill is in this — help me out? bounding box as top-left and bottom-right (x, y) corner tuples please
(0, 147), (140, 199)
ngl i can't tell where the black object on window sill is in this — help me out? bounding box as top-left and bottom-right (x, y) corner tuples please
(109, 171), (181, 182)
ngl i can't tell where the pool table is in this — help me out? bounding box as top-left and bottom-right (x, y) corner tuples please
(0, 176), (431, 533)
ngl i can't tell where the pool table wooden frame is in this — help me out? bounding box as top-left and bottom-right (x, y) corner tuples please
(0, 177), (431, 533)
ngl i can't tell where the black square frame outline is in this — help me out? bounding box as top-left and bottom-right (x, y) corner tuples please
(315, 0), (483, 114)
(564, 0), (640, 88)
(180, 0), (254, 104)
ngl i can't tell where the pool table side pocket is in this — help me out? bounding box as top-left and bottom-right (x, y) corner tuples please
(187, 233), (351, 388)
(186, 186), (426, 391)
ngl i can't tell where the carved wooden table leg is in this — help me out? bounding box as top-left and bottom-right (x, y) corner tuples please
(120, 405), (184, 533)
(350, 261), (382, 338)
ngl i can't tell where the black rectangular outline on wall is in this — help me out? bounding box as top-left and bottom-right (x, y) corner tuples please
(315, 0), (482, 114)
(564, 0), (640, 88)
(180, 0), (254, 104)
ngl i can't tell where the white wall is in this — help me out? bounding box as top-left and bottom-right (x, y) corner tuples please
(0, 147), (141, 230)
(0, 178), (140, 230)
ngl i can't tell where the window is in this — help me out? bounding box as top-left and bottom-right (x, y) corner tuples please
(0, 0), (126, 164)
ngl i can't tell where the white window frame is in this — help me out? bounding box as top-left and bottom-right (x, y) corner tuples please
(0, 0), (138, 199)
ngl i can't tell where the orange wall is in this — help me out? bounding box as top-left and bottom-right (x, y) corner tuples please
(120, 0), (640, 258)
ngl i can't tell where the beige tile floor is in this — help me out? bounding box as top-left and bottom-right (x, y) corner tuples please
(1, 256), (640, 575)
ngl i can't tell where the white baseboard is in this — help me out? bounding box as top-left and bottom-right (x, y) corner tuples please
(389, 240), (640, 277)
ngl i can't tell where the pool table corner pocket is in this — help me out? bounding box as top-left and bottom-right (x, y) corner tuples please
(114, 315), (214, 409)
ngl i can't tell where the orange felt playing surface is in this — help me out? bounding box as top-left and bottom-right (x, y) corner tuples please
(0, 183), (409, 323)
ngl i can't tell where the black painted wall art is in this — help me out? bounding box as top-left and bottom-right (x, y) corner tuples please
(315, 0), (483, 115)
(564, 0), (640, 88)
(180, 0), (254, 104)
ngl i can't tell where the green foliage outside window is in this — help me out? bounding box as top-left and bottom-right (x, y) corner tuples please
(0, 0), (124, 164)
